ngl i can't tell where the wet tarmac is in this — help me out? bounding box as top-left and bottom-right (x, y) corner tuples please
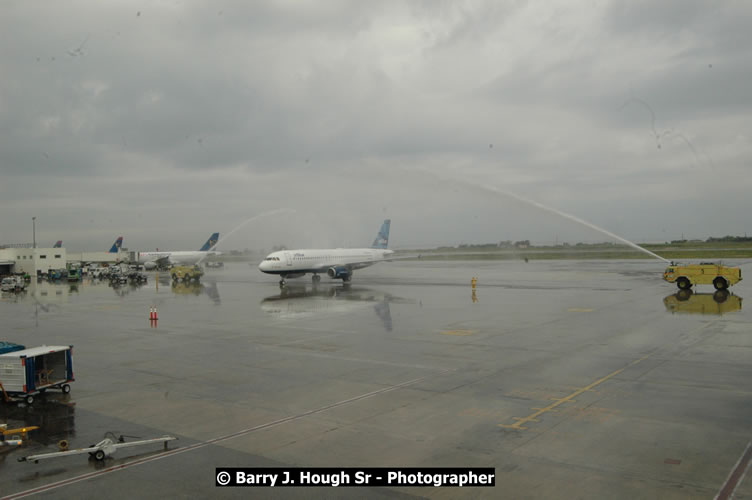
(1, 260), (751, 499)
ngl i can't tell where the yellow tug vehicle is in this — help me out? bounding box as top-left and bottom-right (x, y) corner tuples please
(663, 262), (742, 290)
(170, 265), (204, 283)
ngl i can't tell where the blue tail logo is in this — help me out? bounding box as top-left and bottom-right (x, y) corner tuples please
(53, 240), (62, 248)
(371, 220), (391, 249)
(200, 232), (220, 251)
(109, 236), (123, 253)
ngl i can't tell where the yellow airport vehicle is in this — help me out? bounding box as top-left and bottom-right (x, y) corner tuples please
(664, 290), (742, 315)
(170, 265), (204, 283)
(663, 262), (742, 290)
(1, 424), (39, 450)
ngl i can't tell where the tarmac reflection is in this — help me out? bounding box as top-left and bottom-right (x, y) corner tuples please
(170, 281), (221, 305)
(0, 396), (76, 462)
(663, 289), (742, 315)
(261, 284), (409, 331)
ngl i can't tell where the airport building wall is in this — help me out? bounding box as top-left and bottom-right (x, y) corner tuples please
(0, 247), (133, 275)
(0, 247), (67, 274)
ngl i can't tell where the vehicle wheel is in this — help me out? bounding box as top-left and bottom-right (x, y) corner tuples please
(279, 279), (286, 288)
(62, 384), (71, 394)
(713, 277), (728, 290)
(172, 274), (178, 281)
(25, 395), (34, 405)
(713, 290), (729, 303)
(94, 449), (106, 461)
(676, 277), (691, 290)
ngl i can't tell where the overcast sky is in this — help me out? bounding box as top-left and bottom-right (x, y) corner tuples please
(1, 1), (750, 252)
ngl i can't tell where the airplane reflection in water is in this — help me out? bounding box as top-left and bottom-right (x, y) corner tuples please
(664, 289), (742, 315)
(170, 281), (221, 305)
(260, 285), (410, 331)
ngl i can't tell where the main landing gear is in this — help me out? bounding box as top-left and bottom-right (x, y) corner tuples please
(312, 274), (321, 283)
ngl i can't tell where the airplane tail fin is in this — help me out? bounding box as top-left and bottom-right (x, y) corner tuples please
(200, 232), (220, 251)
(53, 240), (62, 248)
(371, 220), (391, 249)
(109, 236), (123, 253)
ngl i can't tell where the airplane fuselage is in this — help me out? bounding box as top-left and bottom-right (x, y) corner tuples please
(258, 248), (394, 278)
(138, 250), (219, 267)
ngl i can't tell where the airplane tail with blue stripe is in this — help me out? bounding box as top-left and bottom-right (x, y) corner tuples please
(53, 240), (62, 248)
(200, 233), (220, 251)
(109, 236), (123, 253)
(371, 220), (391, 249)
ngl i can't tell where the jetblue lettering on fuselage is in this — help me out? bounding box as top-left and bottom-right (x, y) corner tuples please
(294, 253), (305, 257)
(141, 252), (168, 258)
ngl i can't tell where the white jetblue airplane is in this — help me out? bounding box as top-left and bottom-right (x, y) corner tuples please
(258, 220), (392, 286)
(138, 232), (221, 270)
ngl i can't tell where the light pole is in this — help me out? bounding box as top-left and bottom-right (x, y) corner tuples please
(32, 217), (36, 249)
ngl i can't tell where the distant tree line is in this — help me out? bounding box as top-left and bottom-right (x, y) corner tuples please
(705, 235), (752, 243)
(669, 235), (752, 244)
(456, 240), (531, 249)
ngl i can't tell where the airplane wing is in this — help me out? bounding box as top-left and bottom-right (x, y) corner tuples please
(154, 256), (171, 267)
(383, 253), (429, 262)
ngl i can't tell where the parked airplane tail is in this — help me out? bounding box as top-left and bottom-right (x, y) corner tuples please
(200, 232), (220, 251)
(53, 240), (62, 248)
(109, 236), (123, 253)
(371, 220), (391, 249)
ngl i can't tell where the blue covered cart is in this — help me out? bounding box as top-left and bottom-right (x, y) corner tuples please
(0, 345), (74, 404)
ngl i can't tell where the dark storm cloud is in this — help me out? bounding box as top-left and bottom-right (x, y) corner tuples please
(1, 0), (750, 248)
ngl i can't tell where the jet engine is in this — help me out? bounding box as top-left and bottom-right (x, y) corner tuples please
(143, 261), (157, 270)
(327, 266), (351, 279)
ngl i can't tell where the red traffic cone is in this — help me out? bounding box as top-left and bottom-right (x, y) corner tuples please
(153, 307), (158, 321)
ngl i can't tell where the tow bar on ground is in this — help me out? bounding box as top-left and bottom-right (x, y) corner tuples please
(18, 435), (177, 463)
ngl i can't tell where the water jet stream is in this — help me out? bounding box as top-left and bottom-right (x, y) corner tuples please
(423, 169), (670, 263)
(197, 208), (296, 265)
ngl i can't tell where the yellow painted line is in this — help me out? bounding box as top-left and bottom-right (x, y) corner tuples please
(440, 329), (476, 336)
(567, 308), (594, 312)
(499, 350), (657, 430)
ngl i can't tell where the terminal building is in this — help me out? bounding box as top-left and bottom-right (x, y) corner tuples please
(0, 244), (133, 275)
(0, 245), (66, 275)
